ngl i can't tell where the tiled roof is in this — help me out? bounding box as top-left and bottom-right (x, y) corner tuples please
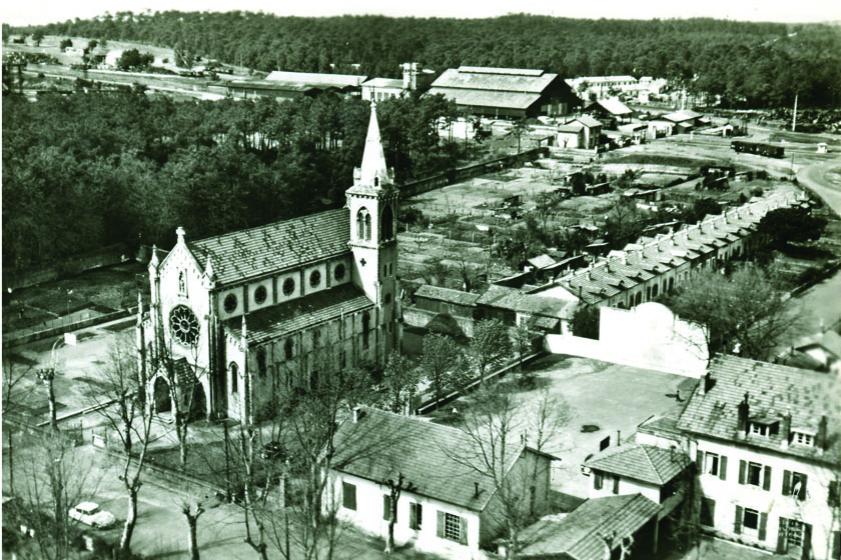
(677, 355), (841, 464)
(362, 77), (404, 89)
(331, 407), (553, 511)
(414, 285), (481, 307)
(589, 98), (633, 116)
(431, 67), (558, 93)
(478, 285), (577, 319)
(229, 284), (373, 345)
(570, 115), (603, 128)
(189, 208), (350, 287)
(428, 87), (541, 110)
(528, 254), (557, 269)
(541, 192), (796, 305)
(794, 330), (841, 358)
(558, 123), (584, 133)
(265, 71), (367, 87)
(518, 494), (660, 560)
(584, 443), (690, 485)
(662, 109), (703, 123)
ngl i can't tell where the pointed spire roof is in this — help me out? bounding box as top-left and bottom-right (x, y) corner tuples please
(358, 101), (391, 188)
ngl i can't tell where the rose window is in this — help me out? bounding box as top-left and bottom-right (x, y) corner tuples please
(169, 305), (199, 347)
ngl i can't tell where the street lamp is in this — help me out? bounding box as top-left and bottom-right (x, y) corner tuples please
(37, 333), (77, 431)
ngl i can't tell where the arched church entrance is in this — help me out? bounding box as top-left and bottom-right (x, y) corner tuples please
(154, 377), (171, 413)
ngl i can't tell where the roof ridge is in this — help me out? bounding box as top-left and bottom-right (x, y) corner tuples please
(641, 446), (665, 484)
(191, 207), (347, 247)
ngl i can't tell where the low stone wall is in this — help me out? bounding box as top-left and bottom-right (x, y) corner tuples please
(3, 307), (136, 348)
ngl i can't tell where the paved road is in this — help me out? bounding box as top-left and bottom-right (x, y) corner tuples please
(798, 160), (841, 215)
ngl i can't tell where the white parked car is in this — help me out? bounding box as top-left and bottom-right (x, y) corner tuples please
(68, 502), (116, 529)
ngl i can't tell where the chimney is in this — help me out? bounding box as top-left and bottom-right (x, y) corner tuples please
(737, 393), (750, 435)
(781, 410), (792, 447)
(701, 372), (715, 395)
(615, 430), (621, 446)
(352, 407), (365, 423)
(817, 415), (828, 451)
(474, 482), (481, 499)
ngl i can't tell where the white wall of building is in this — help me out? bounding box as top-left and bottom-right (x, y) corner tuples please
(325, 472), (489, 560)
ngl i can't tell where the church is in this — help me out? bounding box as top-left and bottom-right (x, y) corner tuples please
(140, 103), (401, 423)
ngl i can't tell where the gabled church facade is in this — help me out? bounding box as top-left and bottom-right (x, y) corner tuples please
(140, 103), (401, 422)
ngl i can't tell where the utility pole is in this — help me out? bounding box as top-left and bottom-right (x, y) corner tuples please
(791, 93), (798, 132)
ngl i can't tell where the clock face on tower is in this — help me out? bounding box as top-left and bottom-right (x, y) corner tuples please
(169, 305), (199, 347)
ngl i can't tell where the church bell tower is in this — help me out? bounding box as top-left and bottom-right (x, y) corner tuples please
(346, 102), (400, 360)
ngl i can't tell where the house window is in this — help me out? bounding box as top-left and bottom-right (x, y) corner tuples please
(742, 508), (759, 530)
(342, 482), (357, 510)
(362, 311), (371, 350)
(784, 471), (808, 500)
(793, 431), (814, 446)
(309, 270), (322, 288)
(382, 494), (393, 521)
(229, 362), (238, 394)
(750, 423), (769, 437)
(747, 462), (763, 486)
(594, 472), (604, 490)
(282, 278), (295, 296)
(410, 502), (422, 530)
(705, 452), (720, 476)
(700, 497), (715, 527)
(256, 348), (267, 376)
(612, 476), (620, 494)
(441, 512), (464, 542)
(254, 285), (268, 305)
(224, 293), (238, 313)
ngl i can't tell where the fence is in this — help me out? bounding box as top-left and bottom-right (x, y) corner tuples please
(3, 306), (136, 348)
(3, 243), (130, 291)
(402, 147), (549, 198)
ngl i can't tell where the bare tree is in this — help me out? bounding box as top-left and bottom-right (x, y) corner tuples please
(381, 351), (421, 414)
(512, 321), (534, 374)
(181, 499), (206, 560)
(91, 332), (154, 555)
(384, 473), (416, 554)
(447, 388), (569, 559)
(3, 354), (34, 494)
(419, 333), (464, 407)
(470, 319), (513, 384)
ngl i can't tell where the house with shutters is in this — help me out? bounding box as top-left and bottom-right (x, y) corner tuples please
(676, 355), (841, 560)
(323, 407), (557, 560)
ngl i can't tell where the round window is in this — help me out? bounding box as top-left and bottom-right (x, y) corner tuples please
(224, 293), (238, 313)
(282, 278), (295, 296)
(334, 263), (346, 282)
(309, 270), (321, 288)
(169, 305), (199, 347)
(254, 285), (268, 305)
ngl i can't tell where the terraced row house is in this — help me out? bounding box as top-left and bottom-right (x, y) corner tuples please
(140, 102), (401, 423)
(533, 190), (799, 310)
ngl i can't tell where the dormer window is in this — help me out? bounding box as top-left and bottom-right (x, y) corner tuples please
(749, 420), (778, 438)
(792, 431), (814, 447)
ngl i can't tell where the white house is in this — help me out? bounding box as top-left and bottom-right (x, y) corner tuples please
(677, 356), (841, 560)
(323, 407), (557, 559)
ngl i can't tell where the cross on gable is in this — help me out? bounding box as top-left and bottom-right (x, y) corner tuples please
(360, 258), (367, 267)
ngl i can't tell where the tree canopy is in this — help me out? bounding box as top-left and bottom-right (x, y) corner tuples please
(2, 91), (462, 275)
(758, 207), (827, 247)
(14, 12), (841, 107)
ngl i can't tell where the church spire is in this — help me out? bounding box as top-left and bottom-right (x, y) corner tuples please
(356, 101), (392, 188)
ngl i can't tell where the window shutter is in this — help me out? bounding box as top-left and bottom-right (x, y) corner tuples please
(763, 466), (772, 491)
(777, 517), (789, 554)
(734, 505), (743, 534)
(802, 523), (812, 560)
(782, 470), (791, 496)
(831, 530), (840, 559)
(738, 460), (746, 485)
(830, 481), (840, 506)
(719, 456), (727, 481)
(696, 450), (704, 471)
(758, 512), (767, 541)
(458, 516), (468, 545)
(436, 511), (445, 539)
(798, 474), (808, 501)
(613, 476), (620, 495)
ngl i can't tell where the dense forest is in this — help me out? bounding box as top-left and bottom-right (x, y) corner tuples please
(9, 13), (841, 107)
(1, 91), (461, 274)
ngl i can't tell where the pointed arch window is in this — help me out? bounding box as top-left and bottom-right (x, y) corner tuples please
(362, 311), (371, 350)
(178, 270), (187, 296)
(229, 362), (238, 394)
(356, 208), (372, 241)
(382, 204), (394, 241)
